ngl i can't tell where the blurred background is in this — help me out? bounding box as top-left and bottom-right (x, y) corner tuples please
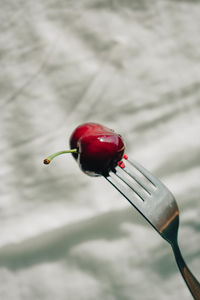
(0, 0), (200, 299)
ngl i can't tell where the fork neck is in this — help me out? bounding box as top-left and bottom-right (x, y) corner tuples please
(161, 215), (179, 246)
(171, 238), (200, 299)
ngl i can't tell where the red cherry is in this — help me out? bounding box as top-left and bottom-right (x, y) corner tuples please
(43, 122), (125, 177)
(69, 123), (125, 176)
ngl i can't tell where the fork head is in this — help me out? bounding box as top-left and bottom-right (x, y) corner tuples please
(105, 158), (179, 243)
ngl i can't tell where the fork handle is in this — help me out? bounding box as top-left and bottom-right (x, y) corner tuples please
(171, 241), (200, 299)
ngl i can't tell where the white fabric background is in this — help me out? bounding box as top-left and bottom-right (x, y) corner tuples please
(0, 1), (200, 299)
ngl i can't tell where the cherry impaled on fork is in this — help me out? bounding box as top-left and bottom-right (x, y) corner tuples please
(43, 122), (127, 176)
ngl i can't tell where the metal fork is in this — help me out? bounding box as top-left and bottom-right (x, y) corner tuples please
(105, 158), (200, 299)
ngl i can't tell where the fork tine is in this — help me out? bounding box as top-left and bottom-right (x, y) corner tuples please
(127, 159), (161, 187)
(122, 164), (153, 195)
(106, 171), (144, 210)
(115, 168), (150, 201)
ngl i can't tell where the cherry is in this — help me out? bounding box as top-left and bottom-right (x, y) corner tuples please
(43, 122), (125, 177)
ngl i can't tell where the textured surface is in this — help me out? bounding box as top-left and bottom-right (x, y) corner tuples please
(0, 1), (200, 299)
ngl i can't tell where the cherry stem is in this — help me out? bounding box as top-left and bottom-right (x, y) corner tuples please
(43, 149), (78, 165)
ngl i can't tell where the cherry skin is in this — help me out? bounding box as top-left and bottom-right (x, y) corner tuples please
(70, 123), (125, 176)
(44, 122), (125, 177)
(69, 123), (107, 159)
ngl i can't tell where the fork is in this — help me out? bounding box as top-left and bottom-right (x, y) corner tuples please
(105, 157), (200, 299)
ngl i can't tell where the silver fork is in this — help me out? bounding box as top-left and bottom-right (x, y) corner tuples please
(105, 158), (200, 299)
